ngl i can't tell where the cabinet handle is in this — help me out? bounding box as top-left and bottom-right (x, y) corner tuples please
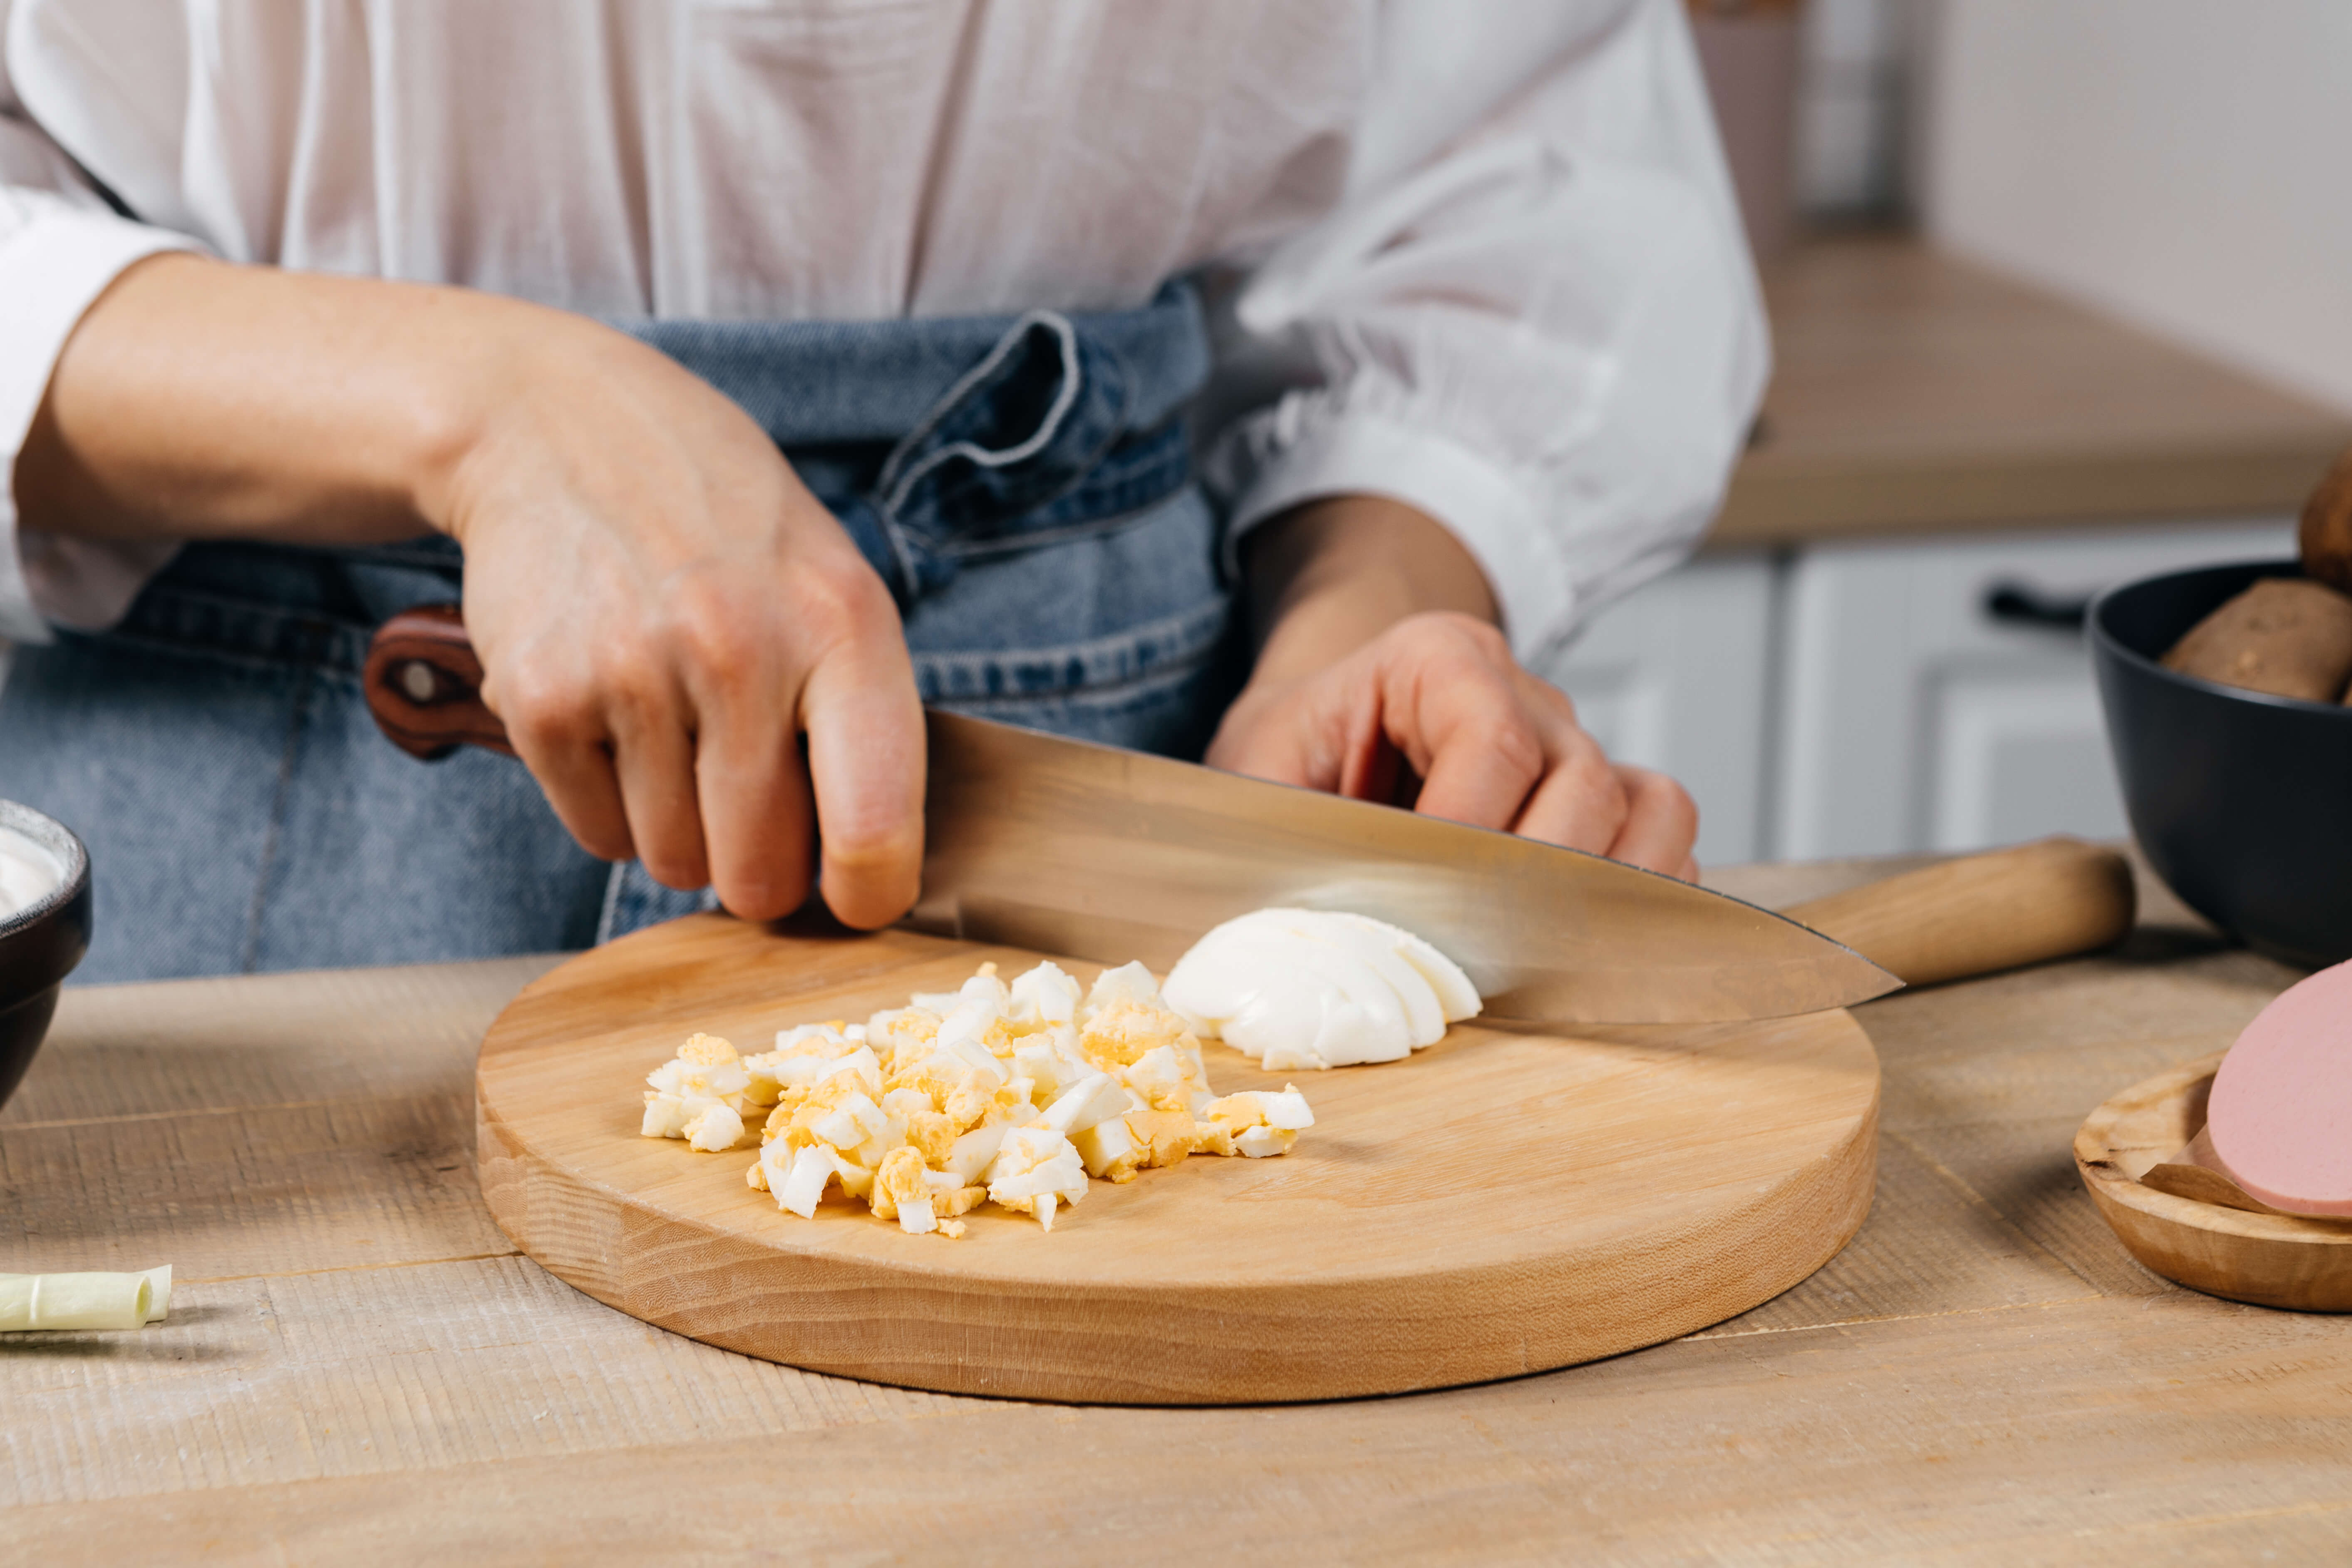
(1982, 581), (2091, 632)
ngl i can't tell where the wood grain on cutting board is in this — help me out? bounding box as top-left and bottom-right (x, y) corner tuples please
(476, 913), (1880, 1404)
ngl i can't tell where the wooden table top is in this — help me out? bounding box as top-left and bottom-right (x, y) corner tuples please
(1713, 234), (2352, 547)
(6, 856), (2350, 1563)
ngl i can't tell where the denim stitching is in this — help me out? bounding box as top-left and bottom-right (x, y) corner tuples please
(898, 336), (1131, 538)
(594, 863), (629, 947)
(239, 657), (314, 973)
(104, 579), (375, 669)
(925, 644), (1223, 711)
(876, 312), (1083, 517)
(873, 502), (930, 604)
(910, 594), (1230, 701)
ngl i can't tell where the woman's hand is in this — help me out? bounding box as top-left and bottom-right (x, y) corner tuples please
(435, 323), (924, 927)
(18, 253), (926, 926)
(1207, 496), (1700, 880)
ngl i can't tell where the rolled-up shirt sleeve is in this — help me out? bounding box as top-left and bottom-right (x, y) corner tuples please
(1203, 0), (1767, 668)
(0, 110), (198, 644)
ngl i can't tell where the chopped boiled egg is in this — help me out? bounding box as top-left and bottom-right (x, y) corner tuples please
(640, 957), (1315, 1237)
(640, 1033), (762, 1149)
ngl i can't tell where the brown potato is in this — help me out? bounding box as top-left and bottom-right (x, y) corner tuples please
(2298, 444), (2352, 595)
(2161, 577), (2352, 703)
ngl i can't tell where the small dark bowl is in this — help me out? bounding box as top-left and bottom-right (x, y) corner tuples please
(0, 800), (93, 1109)
(2091, 558), (2352, 968)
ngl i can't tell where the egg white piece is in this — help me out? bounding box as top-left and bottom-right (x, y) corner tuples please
(1163, 908), (1481, 1069)
(1039, 1072), (1129, 1137)
(1009, 960), (1081, 1025)
(1328, 912), (1483, 1022)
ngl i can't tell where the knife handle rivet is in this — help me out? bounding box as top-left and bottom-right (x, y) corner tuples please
(400, 660), (438, 705)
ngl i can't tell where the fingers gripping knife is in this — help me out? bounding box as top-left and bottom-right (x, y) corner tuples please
(362, 605), (2137, 1023)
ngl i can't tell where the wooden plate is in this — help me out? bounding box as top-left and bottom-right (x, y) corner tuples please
(478, 913), (1881, 1404)
(2075, 1052), (2352, 1311)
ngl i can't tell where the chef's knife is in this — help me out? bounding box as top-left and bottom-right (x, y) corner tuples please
(365, 604), (1900, 1024)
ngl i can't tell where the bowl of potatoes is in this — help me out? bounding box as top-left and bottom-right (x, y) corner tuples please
(2091, 451), (2352, 968)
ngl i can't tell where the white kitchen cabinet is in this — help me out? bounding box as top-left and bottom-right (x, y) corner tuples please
(1771, 519), (2294, 859)
(1540, 553), (1777, 867)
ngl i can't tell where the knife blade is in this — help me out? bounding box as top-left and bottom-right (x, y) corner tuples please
(360, 607), (1897, 1022)
(912, 710), (1899, 1025)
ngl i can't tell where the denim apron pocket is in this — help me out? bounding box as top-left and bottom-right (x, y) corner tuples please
(0, 283), (1233, 979)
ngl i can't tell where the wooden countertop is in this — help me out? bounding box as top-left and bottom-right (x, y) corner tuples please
(1712, 234), (2352, 547)
(6, 857), (2351, 1562)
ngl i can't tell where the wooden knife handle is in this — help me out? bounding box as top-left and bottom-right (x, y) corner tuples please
(362, 603), (516, 760)
(1782, 836), (2136, 988)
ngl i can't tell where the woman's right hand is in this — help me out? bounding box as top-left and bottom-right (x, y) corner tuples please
(19, 253), (927, 927)
(432, 319), (927, 927)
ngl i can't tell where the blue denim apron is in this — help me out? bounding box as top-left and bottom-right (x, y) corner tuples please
(0, 284), (1237, 982)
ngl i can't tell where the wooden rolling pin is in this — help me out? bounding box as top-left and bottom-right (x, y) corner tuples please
(363, 606), (2139, 990)
(1779, 836), (2136, 988)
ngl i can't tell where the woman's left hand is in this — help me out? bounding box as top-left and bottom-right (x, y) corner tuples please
(1207, 497), (1700, 881)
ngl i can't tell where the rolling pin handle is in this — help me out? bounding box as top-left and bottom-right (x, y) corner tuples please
(362, 603), (517, 761)
(1781, 836), (2137, 989)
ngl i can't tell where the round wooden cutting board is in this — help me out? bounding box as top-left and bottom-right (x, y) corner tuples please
(478, 913), (1880, 1404)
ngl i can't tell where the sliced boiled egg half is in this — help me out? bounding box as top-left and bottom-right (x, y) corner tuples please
(1162, 908), (1481, 1070)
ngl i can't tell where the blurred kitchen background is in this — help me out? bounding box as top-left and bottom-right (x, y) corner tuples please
(1548, 0), (2352, 865)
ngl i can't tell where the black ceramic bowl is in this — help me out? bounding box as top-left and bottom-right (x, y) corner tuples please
(0, 800), (92, 1109)
(2091, 558), (2352, 968)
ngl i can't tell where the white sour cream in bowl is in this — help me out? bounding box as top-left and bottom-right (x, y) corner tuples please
(1, 798), (94, 1112)
(0, 826), (61, 921)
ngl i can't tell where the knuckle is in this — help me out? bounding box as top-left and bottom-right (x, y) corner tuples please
(791, 560), (890, 652)
(580, 824), (635, 862)
(1567, 755), (1630, 826)
(1660, 774), (1699, 826)
(821, 817), (923, 878)
(494, 665), (599, 747)
(1655, 777), (1702, 845)
(600, 660), (671, 729)
(681, 613), (755, 680)
(1415, 610), (1511, 663)
(641, 840), (710, 892)
(1531, 675), (1581, 728)
(660, 576), (761, 675)
(715, 856), (810, 923)
(1489, 712), (1546, 780)
(592, 624), (657, 683)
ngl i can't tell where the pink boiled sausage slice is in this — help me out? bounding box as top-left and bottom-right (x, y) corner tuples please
(2206, 959), (2352, 1216)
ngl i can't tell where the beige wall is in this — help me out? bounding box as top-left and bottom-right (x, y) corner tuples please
(1922, 0), (2352, 413)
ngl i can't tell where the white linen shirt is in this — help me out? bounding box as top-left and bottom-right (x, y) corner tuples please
(0, 0), (1765, 665)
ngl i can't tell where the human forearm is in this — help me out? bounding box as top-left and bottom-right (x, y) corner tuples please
(15, 251), (926, 928)
(1240, 495), (1499, 687)
(17, 252), (595, 547)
